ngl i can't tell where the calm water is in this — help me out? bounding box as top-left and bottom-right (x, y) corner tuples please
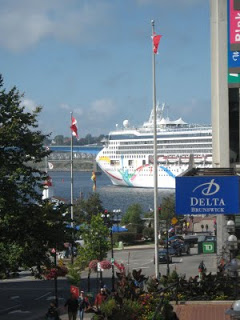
(50, 171), (174, 213)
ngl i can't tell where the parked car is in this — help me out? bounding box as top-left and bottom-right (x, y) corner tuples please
(153, 247), (175, 264)
(168, 235), (185, 242)
(198, 235), (216, 243)
(158, 249), (173, 264)
(168, 239), (190, 256)
(184, 235), (199, 247)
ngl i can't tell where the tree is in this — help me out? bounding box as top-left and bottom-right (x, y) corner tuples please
(53, 135), (64, 145)
(121, 204), (143, 233)
(160, 194), (176, 221)
(159, 195), (177, 237)
(0, 75), (67, 276)
(73, 192), (105, 225)
(73, 214), (110, 273)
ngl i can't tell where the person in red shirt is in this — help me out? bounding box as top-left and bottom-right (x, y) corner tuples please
(94, 288), (108, 310)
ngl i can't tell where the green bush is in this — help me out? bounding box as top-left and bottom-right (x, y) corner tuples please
(112, 232), (136, 244)
(142, 227), (154, 240)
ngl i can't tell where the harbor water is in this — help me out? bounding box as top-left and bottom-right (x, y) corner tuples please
(50, 171), (174, 213)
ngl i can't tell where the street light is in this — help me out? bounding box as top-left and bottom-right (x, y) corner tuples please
(101, 211), (115, 292)
(225, 300), (240, 318)
(227, 219), (236, 234)
(226, 219), (238, 300)
(51, 248), (58, 307)
(113, 209), (122, 231)
(228, 234), (238, 259)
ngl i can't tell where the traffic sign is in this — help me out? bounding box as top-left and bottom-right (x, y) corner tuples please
(171, 217), (178, 225)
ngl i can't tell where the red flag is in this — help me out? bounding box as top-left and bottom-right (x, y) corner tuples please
(43, 176), (53, 187)
(70, 116), (78, 139)
(152, 33), (162, 54)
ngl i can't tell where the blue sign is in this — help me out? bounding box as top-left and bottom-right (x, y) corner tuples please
(176, 176), (240, 215)
(228, 0), (240, 72)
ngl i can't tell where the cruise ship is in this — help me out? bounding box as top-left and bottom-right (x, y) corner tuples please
(96, 103), (212, 188)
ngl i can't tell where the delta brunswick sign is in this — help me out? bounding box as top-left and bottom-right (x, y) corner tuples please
(176, 176), (240, 215)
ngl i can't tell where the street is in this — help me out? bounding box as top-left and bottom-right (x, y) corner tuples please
(0, 247), (217, 320)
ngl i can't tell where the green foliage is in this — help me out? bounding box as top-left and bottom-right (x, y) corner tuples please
(66, 263), (81, 286)
(53, 135), (64, 145)
(160, 195), (176, 222)
(0, 242), (23, 278)
(121, 204), (144, 233)
(112, 232), (136, 245)
(77, 214), (110, 263)
(74, 193), (105, 226)
(0, 75), (68, 277)
(98, 298), (118, 317)
(51, 133), (107, 146)
(142, 227), (154, 240)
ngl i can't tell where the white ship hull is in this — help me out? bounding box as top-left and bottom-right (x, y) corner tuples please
(96, 152), (210, 189)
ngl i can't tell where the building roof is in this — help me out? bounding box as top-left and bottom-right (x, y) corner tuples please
(175, 302), (232, 320)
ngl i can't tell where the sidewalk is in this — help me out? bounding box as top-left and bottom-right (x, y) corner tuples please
(60, 311), (95, 319)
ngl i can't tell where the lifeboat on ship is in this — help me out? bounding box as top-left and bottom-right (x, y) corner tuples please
(193, 155), (204, 163)
(167, 155), (179, 164)
(158, 155), (167, 163)
(180, 155), (190, 164)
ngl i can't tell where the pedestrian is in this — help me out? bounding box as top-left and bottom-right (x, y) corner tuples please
(64, 293), (79, 320)
(45, 301), (60, 320)
(102, 284), (110, 296)
(94, 288), (108, 310)
(78, 291), (89, 320)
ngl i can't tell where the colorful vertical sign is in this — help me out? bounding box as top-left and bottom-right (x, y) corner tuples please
(228, 0), (240, 86)
(230, 0), (240, 51)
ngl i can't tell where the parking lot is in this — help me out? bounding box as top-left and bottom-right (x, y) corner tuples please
(100, 246), (217, 279)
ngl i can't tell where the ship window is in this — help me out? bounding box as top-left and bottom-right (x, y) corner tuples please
(128, 160), (133, 166)
(142, 160), (146, 165)
(110, 160), (120, 166)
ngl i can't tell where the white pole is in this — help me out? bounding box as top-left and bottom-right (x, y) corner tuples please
(151, 20), (159, 279)
(70, 112), (74, 228)
(70, 112), (74, 264)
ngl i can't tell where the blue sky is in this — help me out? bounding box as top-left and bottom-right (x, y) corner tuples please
(0, 0), (210, 138)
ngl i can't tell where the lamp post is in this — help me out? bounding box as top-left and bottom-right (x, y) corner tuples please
(190, 215), (194, 235)
(101, 210), (115, 292)
(51, 248), (58, 307)
(226, 219), (238, 300)
(113, 209), (121, 231)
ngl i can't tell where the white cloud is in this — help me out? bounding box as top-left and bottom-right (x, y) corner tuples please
(73, 108), (84, 117)
(89, 98), (116, 118)
(60, 103), (71, 110)
(0, 0), (113, 52)
(20, 98), (37, 112)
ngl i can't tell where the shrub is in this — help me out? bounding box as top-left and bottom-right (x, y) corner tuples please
(142, 227), (154, 240)
(44, 266), (68, 280)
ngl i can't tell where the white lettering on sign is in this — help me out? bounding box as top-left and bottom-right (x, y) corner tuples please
(193, 179), (220, 196)
(232, 51), (240, 61)
(191, 208), (225, 213)
(236, 33), (240, 41)
(204, 244), (213, 251)
(235, 14), (240, 42)
(190, 197), (225, 207)
(235, 12), (240, 19)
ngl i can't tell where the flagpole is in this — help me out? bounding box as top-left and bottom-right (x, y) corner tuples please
(70, 112), (74, 264)
(152, 19), (159, 279)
